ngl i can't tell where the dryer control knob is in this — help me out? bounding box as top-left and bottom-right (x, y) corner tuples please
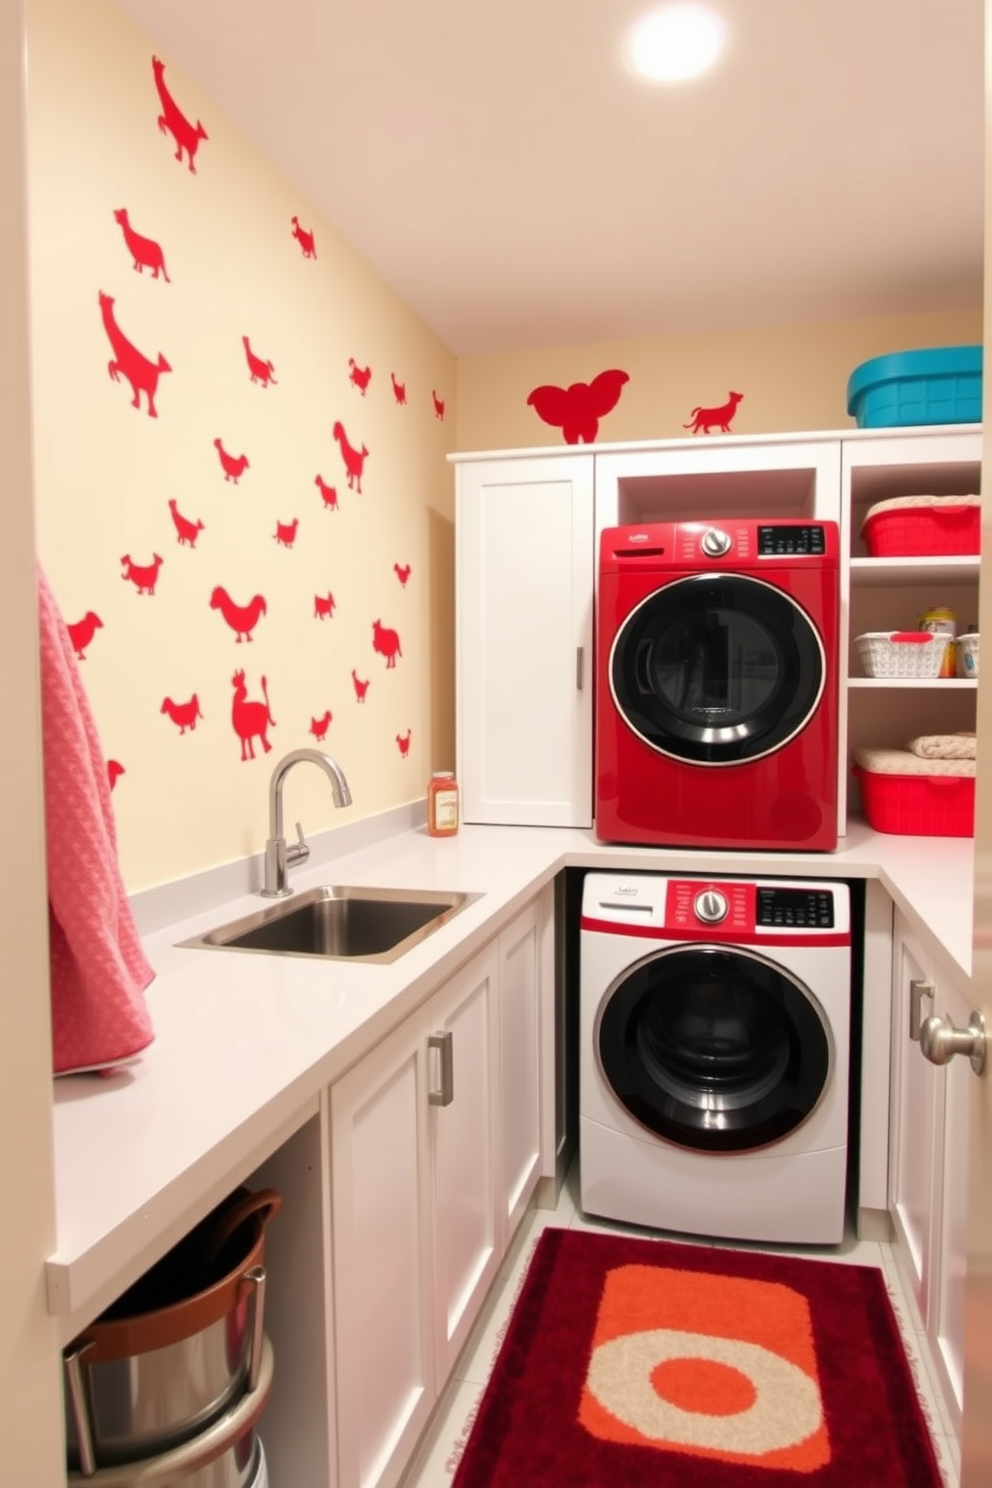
(701, 528), (732, 557)
(694, 889), (728, 924)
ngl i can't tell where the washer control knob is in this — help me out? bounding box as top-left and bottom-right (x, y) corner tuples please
(694, 889), (728, 924)
(701, 528), (732, 558)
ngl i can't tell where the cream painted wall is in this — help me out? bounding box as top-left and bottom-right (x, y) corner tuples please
(26, 0), (457, 893)
(454, 309), (982, 452)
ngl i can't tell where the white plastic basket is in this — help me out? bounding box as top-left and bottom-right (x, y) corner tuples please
(855, 631), (950, 679)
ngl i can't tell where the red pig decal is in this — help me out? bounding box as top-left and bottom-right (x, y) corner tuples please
(99, 291), (171, 418)
(372, 619), (402, 668)
(527, 368), (629, 444)
(152, 56), (208, 173)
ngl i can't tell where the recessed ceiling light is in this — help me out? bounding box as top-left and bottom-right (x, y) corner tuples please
(624, 4), (726, 83)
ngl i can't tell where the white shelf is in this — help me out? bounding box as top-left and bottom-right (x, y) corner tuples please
(849, 556), (980, 587)
(847, 677), (978, 689)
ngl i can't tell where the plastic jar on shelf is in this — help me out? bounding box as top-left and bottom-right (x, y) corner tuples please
(427, 771), (459, 837)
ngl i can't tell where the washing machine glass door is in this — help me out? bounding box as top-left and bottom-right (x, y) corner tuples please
(609, 573), (825, 764)
(597, 944), (831, 1153)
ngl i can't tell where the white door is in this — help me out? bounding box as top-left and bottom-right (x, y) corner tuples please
(496, 897), (545, 1246)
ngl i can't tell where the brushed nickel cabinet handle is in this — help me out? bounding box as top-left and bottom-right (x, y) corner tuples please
(428, 1030), (454, 1106)
(909, 978), (934, 1042)
(576, 646), (585, 690)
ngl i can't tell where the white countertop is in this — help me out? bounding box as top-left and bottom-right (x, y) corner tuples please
(48, 817), (975, 1343)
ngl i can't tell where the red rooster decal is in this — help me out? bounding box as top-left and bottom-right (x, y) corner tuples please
(527, 368), (629, 444)
(152, 56), (208, 173)
(310, 710), (333, 742)
(274, 517), (298, 548)
(315, 474), (338, 512)
(332, 421), (369, 493)
(68, 611), (103, 660)
(396, 729), (412, 758)
(394, 562), (411, 588)
(210, 586), (267, 643)
(214, 438), (249, 484)
(114, 209), (170, 281)
(351, 669), (370, 703)
(161, 694), (203, 735)
(291, 215), (317, 259)
(391, 372), (407, 406)
(348, 359), (371, 395)
(99, 292), (171, 418)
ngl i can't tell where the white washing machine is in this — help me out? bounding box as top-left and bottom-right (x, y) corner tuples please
(580, 871), (851, 1245)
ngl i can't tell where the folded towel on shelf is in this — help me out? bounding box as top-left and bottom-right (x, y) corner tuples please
(38, 562), (155, 1076)
(906, 732), (977, 761)
(854, 745), (976, 778)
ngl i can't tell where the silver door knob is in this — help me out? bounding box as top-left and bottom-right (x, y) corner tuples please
(919, 1011), (987, 1075)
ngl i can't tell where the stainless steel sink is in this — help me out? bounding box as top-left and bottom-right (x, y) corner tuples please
(178, 886), (482, 964)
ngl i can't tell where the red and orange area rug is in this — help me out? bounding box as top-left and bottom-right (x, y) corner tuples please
(453, 1227), (943, 1487)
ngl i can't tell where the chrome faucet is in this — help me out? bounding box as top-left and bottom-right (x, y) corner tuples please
(262, 748), (353, 897)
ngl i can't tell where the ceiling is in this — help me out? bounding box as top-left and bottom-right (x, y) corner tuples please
(112, 0), (984, 357)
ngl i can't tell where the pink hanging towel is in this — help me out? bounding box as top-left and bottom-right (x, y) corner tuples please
(37, 562), (155, 1075)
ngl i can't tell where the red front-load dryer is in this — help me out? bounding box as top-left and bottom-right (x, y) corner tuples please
(595, 518), (840, 851)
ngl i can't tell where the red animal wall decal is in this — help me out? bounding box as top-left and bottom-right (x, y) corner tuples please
(396, 729), (411, 757)
(161, 693), (203, 734)
(231, 670), (275, 760)
(314, 592), (336, 620)
(310, 710), (332, 741)
(121, 553), (163, 595)
(393, 562), (411, 588)
(214, 438), (249, 483)
(168, 498), (204, 547)
(211, 586), (267, 642)
(351, 669), (370, 702)
(107, 759), (125, 790)
(348, 359), (371, 395)
(683, 390), (744, 434)
(152, 56), (208, 174)
(527, 368), (629, 444)
(372, 619), (402, 668)
(431, 389), (445, 421)
(315, 474), (338, 511)
(243, 336), (277, 387)
(291, 215), (317, 258)
(274, 517), (298, 548)
(332, 421), (369, 492)
(68, 610), (103, 659)
(114, 209), (170, 281)
(99, 291), (171, 418)
(391, 372), (407, 406)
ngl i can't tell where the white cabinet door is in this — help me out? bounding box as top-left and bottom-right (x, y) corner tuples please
(456, 455), (594, 826)
(430, 940), (501, 1384)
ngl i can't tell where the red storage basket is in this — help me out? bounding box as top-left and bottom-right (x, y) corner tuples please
(861, 501), (980, 557)
(853, 765), (974, 837)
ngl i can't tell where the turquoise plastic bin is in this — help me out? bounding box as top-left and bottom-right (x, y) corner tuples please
(846, 346), (983, 428)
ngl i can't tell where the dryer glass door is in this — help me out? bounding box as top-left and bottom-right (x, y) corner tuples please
(609, 573), (825, 764)
(597, 944), (831, 1153)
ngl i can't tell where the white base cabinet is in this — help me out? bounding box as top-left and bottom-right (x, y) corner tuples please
(329, 889), (554, 1488)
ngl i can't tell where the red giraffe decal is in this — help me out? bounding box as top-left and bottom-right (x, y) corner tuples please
(315, 474), (338, 511)
(67, 611), (103, 660)
(114, 209), (170, 281)
(107, 760), (125, 790)
(214, 438), (249, 484)
(310, 710), (332, 742)
(351, 669), (370, 703)
(683, 390), (745, 434)
(152, 56), (208, 173)
(390, 372), (407, 406)
(161, 694), (203, 734)
(121, 553), (163, 595)
(372, 619), (402, 668)
(99, 291), (171, 418)
(332, 421), (369, 493)
(527, 368), (629, 445)
(274, 517), (298, 548)
(243, 336), (277, 387)
(314, 592), (336, 620)
(291, 215), (317, 258)
(348, 359), (371, 395)
(396, 729), (412, 758)
(393, 562), (411, 588)
(168, 498), (204, 547)
(210, 586), (267, 642)
(431, 389), (445, 421)
(231, 670), (275, 761)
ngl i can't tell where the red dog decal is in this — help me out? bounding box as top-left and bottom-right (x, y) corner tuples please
(67, 610), (103, 660)
(231, 670), (274, 761)
(310, 710), (332, 742)
(121, 553), (163, 595)
(396, 729), (412, 758)
(393, 562), (411, 588)
(210, 586), (267, 642)
(391, 372), (407, 406)
(243, 336), (277, 387)
(168, 498), (204, 547)
(114, 208), (170, 281)
(348, 359), (371, 395)
(315, 474), (339, 512)
(214, 438), (249, 484)
(431, 389), (445, 421)
(314, 592), (336, 620)
(152, 56), (208, 173)
(291, 215), (317, 259)
(99, 292), (171, 418)
(332, 421), (369, 493)
(527, 368), (628, 445)
(372, 618), (402, 668)
(161, 694), (203, 735)
(683, 390), (744, 434)
(274, 517), (298, 548)
(351, 669), (370, 702)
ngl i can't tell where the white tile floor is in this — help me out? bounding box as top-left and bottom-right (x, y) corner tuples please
(399, 1158), (960, 1488)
